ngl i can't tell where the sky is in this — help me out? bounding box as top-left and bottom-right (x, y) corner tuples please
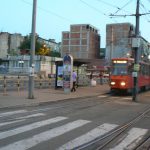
(0, 0), (150, 47)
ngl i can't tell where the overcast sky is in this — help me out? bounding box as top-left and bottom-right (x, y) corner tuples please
(0, 0), (150, 47)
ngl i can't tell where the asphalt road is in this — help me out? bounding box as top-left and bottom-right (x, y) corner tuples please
(0, 94), (150, 150)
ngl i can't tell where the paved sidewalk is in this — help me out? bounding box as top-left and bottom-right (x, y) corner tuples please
(0, 84), (110, 109)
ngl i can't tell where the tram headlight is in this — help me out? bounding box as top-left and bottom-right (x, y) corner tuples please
(120, 81), (126, 86)
(110, 81), (115, 85)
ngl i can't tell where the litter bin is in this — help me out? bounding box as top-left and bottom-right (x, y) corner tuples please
(91, 79), (96, 86)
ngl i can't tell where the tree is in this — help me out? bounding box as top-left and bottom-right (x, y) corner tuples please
(50, 51), (61, 57)
(19, 35), (42, 55)
(19, 35), (61, 57)
(36, 44), (51, 56)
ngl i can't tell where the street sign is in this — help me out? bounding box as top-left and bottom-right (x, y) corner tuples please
(132, 72), (138, 77)
(133, 64), (140, 71)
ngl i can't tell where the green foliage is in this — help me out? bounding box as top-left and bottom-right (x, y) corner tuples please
(19, 35), (43, 54)
(50, 51), (61, 57)
(37, 45), (51, 56)
(19, 35), (61, 57)
(8, 49), (18, 56)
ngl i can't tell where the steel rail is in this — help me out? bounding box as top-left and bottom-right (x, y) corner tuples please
(75, 106), (150, 150)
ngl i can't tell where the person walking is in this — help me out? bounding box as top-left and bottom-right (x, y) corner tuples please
(71, 70), (77, 92)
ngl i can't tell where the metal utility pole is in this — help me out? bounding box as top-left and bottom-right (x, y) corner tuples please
(28, 0), (37, 99)
(110, 26), (114, 62)
(132, 0), (140, 101)
(109, 0), (150, 102)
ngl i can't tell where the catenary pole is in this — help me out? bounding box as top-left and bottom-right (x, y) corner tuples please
(132, 0), (140, 101)
(28, 0), (37, 99)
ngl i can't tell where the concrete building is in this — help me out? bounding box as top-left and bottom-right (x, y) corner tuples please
(105, 22), (150, 63)
(9, 33), (24, 55)
(105, 23), (135, 62)
(37, 37), (61, 53)
(61, 24), (100, 59)
(0, 32), (24, 58)
(0, 32), (9, 58)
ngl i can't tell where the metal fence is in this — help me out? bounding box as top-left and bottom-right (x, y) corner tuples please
(0, 75), (52, 94)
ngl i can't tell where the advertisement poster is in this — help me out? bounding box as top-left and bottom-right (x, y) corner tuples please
(63, 54), (73, 92)
(57, 66), (63, 87)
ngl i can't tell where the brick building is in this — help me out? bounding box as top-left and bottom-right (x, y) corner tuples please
(61, 24), (100, 59)
(105, 22), (150, 63)
(105, 23), (135, 62)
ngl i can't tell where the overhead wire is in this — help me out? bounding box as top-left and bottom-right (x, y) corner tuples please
(21, 0), (73, 23)
(140, 1), (150, 22)
(79, 0), (107, 16)
(112, 0), (134, 15)
(95, 0), (133, 14)
(79, 0), (118, 22)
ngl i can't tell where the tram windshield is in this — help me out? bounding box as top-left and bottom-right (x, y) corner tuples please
(111, 62), (128, 75)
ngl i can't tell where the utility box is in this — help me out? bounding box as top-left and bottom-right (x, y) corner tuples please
(132, 38), (140, 48)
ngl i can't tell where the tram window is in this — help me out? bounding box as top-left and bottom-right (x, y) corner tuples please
(145, 65), (149, 75)
(112, 63), (127, 75)
(140, 64), (144, 75)
(128, 63), (133, 74)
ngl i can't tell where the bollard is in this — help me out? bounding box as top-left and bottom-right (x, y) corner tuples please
(3, 75), (7, 95)
(39, 75), (42, 89)
(48, 77), (51, 88)
(17, 75), (20, 94)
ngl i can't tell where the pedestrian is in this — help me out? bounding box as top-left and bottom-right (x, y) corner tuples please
(90, 72), (93, 80)
(71, 70), (77, 92)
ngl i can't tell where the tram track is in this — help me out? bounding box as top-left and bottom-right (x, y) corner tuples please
(75, 106), (150, 150)
(133, 135), (150, 150)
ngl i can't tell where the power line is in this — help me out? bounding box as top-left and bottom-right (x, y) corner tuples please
(140, 2), (150, 22)
(79, 0), (107, 16)
(112, 0), (134, 15)
(21, 0), (73, 23)
(95, 0), (133, 14)
(79, 0), (118, 22)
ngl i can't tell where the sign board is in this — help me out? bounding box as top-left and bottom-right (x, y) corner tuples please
(132, 72), (138, 77)
(63, 54), (73, 93)
(57, 66), (63, 87)
(133, 64), (140, 72)
(132, 38), (140, 48)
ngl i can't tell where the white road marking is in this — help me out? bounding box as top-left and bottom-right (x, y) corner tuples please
(0, 116), (67, 140)
(0, 110), (27, 117)
(98, 95), (108, 98)
(122, 97), (132, 100)
(16, 113), (45, 119)
(111, 96), (120, 99)
(0, 119), (25, 127)
(58, 123), (118, 150)
(110, 127), (148, 150)
(0, 120), (90, 150)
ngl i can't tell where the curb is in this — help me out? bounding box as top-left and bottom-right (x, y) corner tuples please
(0, 92), (108, 110)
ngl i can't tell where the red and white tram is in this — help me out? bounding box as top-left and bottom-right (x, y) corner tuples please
(110, 57), (150, 93)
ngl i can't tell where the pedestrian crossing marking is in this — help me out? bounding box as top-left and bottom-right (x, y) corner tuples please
(97, 95), (108, 98)
(0, 120), (90, 150)
(110, 127), (148, 150)
(122, 97), (132, 100)
(0, 110), (27, 117)
(0, 113), (149, 150)
(0, 119), (26, 127)
(57, 123), (118, 150)
(16, 113), (45, 120)
(0, 116), (67, 140)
